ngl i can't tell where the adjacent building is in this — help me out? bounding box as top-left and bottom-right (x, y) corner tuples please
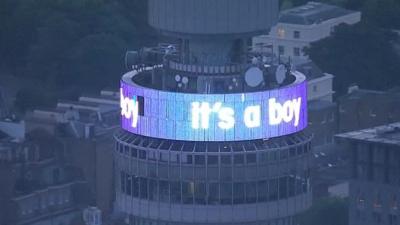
(25, 89), (120, 218)
(253, 1), (361, 64)
(336, 122), (400, 225)
(0, 128), (90, 225)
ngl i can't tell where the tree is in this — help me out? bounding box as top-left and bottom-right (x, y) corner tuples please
(297, 198), (349, 225)
(305, 23), (400, 96)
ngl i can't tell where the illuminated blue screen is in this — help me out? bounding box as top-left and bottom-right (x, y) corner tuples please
(120, 73), (308, 141)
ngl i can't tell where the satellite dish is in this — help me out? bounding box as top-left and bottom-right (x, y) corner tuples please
(245, 67), (264, 87)
(275, 64), (287, 85)
(182, 77), (189, 84)
(175, 75), (181, 82)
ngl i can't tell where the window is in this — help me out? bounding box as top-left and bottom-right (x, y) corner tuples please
(194, 182), (207, 204)
(208, 155), (218, 165)
(220, 183), (232, 204)
(278, 28), (285, 38)
(234, 154), (244, 164)
(269, 178), (278, 201)
(131, 148), (138, 158)
(221, 155), (231, 165)
(208, 183), (219, 205)
(246, 182), (257, 203)
(246, 153), (256, 164)
(278, 45), (285, 55)
(233, 182), (245, 204)
(294, 31), (300, 39)
(170, 181), (181, 203)
(195, 155), (205, 165)
(294, 47), (301, 56)
(139, 177), (148, 199)
(313, 85), (318, 92)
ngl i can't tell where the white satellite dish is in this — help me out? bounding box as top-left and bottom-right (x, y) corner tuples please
(275, 65), (287, 85)
(175, 75), (181, 82)
(245, 67), (264, 87)
(182, 76), (189, 84)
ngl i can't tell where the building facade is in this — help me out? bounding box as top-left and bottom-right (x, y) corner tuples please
(253, 1), (361, 63)
(336, 122), (400, 225)
(114, 1), (313, 225)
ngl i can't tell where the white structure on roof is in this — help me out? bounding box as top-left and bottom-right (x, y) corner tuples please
(253, 1), (361, 64)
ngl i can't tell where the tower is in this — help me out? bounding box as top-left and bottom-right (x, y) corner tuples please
(115, 1), (312, 224)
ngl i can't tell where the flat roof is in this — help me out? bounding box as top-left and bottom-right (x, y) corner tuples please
(280, 2), (357, 25)
(335, 122), (400, 147)
(295, 61), (326, 80)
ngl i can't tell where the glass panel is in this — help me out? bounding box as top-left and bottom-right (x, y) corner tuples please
(280, 149), (288, 160)
(234, 154), (244, 164)
(194, 182), (207, 204)
(220, 183), (232, 205)
(257, 180), (268, 202)
(170, 181), (181, 203)
(131, 148), (138, 158)
(208, 155), (219, 165)
(148, 179), (158, 201)
(132, 176), (139, 197)
(182, 181), (194, 204)
(139, 150), (147, 159)
(208, 183), (219, 205)
(159, 180), (169, 202)
(126, 175), (132, 196)
(233, 182), (245, 204)
(221, 155), (232, 165)
(246, 182), (257, 203)
(288, 176), (295, 197)
(279, 177), (288, 199)
(246, 153), (256, 164)
(120, 171), (126, 193)
(139, 177), (148, 199)
(269, 178), (278, 201)
(195, 155), (206, 165)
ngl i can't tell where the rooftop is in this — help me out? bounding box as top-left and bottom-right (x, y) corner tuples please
(295, 61), (325, 80)
(335, 122), (400, 147)
(280, 2), (357, 25)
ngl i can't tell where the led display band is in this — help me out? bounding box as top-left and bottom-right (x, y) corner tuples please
(120, 71), (307, 141)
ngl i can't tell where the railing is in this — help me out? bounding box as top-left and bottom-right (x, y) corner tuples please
(168, 61), (245, 75)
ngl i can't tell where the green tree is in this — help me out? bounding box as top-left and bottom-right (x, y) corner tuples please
(305, 23), (400, 96)
(297, 198), (349, 225)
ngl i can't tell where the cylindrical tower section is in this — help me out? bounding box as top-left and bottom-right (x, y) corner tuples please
(148, 0), (279, 37)
(148, 0), (279, 65)
(114, 1), (313, 225)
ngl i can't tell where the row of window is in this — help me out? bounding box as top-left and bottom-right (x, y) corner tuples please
(129, 216), (294, 225)
(119, 171), (310, 205)
(277, 28), (300, 39)
(115, 142), (311, 165)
